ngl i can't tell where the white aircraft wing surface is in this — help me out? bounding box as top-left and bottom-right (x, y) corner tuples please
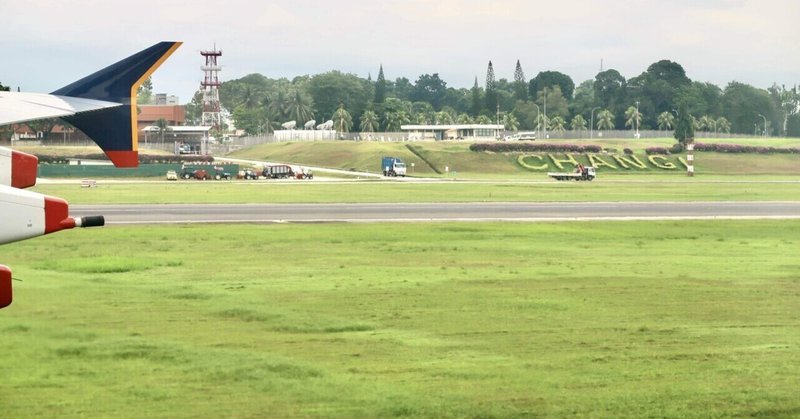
(0, 91), (121, 126)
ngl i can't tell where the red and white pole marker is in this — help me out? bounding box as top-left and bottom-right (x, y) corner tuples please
(686, 139), (695, 177)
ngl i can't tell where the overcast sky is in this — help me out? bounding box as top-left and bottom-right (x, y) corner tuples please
(1, 0), (798, 102)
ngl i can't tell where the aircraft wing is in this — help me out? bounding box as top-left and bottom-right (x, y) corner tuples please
(0, 91), (121, 126)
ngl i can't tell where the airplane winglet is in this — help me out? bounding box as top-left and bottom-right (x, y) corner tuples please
(53, 41), (183, 167)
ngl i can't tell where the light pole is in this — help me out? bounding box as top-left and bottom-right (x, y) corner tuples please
(757, 113), (767, 138)
(542, 87), (548, 139)
(635, 101), (640, 139)
(532, 103), (540, 140)
(590, 106), (600, 139)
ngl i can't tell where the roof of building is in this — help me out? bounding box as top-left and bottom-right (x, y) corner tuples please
(401, 124), (504, 130)
(137, 105), (185, 123)
(142, 125), (211, 132)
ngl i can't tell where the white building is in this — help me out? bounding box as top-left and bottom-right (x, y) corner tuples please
(400, 124), (504, 140)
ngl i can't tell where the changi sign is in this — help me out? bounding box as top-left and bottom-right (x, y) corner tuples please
(517, 154), (689, 171)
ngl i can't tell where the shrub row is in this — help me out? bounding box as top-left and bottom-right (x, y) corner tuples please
(647, 143), (800, 155)
(36, 154), (215, 164)
(694, 143), (800, 154)
(470, 143), (602, 153)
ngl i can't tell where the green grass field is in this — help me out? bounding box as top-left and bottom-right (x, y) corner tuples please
(1, 221), (799, 417)
(229, 139), (800, 177)
(29, 179), (800, 204)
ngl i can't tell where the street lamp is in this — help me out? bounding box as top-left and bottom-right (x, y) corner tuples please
(757, 113), (767, 138)
(542, 87), (548, 139)
(635, 101), (640, 139)
(532, 103), (540, 140)
(590, 106), (600, 139)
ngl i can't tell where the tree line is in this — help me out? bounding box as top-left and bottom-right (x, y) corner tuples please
(170, 62), (798, 138)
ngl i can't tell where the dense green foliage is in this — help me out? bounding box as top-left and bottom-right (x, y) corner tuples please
(2, 221), (799, 417)
(216, 58), (798, 138)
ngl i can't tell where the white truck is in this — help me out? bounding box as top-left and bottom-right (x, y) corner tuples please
(382, 157), (407, 177)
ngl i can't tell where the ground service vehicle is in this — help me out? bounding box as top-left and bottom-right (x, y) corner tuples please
(382, 157), (407, 177)
(504, 132), (536, 141)
(181, 166), (232, 180)
(239, 169), (259, 180)
(548, 166), (596, 181)
(263, 165), (294, 179)
(166, 170), (178, 180)
(295, 169), (314, 179)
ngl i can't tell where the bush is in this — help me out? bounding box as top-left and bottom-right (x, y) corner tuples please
(693, 143), (800, 154)
(470, 143), (602, 153)
(645, 147), (670, 155)
(34, 153), (215, 165)
(623, 148), (633, 155)
(669, 143), (685, 154)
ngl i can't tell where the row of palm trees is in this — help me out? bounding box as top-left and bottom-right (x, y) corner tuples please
(243, 96), (733, 135)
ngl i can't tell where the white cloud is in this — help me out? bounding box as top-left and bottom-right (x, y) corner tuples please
(1, 0), (797, 101)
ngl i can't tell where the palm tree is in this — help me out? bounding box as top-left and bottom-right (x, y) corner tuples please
(285, 90), (314, 125)
(434, 111), (453, 125)
(154, 118), (171, 144)
(698, 115), (715, 133)
(657, 112), (675, 131)
(502, 113), (519, 131)
(266, 90), (288, 120)
(596, 109), (615, 130)
(716, 117), (731, 133)
(414, 112), (430, 125)
(360, 110), (379, 132)
(457, 113), (474, 124)
(624, 106), (642, 130)
(549, 116), (566, 133)
(475, 115), (492, 125)
(384, 111), (410, 132)
(332, 105), (352, 133)
(570, 115), (587, 131)
(239, 85), (261, 110)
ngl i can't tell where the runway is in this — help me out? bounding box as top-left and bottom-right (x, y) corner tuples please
(70, 202), (800, 224)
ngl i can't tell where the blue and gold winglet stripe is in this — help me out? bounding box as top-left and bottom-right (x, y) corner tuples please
(53, 41), (182, 167)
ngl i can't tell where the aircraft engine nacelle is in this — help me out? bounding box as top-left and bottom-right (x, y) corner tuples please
(0, 186), (104, 246)
(0, 146), (38, 189)
(0, 265), (11, 309)
(0, 186), (103, 309)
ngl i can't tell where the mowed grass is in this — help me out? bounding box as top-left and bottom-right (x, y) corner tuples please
(229, 139), (800, 177)
(1, 221), (799, 417)
(30, 178), (800, 204)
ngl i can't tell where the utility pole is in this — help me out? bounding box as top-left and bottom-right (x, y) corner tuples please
(543, 87), (548, 140)
(496, 103), (500, 139)
(635, 101), (640, 139)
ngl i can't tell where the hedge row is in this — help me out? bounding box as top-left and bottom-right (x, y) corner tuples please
(646, 143), (800, 155)
(470, 143), (603, 153)
(36, 154), (215, 164)
(694, 143), (800, 154)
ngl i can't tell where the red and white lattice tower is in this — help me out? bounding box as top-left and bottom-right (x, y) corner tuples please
(200, 46), (222, 127)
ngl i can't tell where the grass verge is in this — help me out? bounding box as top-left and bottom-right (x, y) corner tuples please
(29, 179), (800, 204)
(1, 221), (799, 417)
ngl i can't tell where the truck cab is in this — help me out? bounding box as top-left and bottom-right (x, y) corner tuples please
(382, 157), (407, 177)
